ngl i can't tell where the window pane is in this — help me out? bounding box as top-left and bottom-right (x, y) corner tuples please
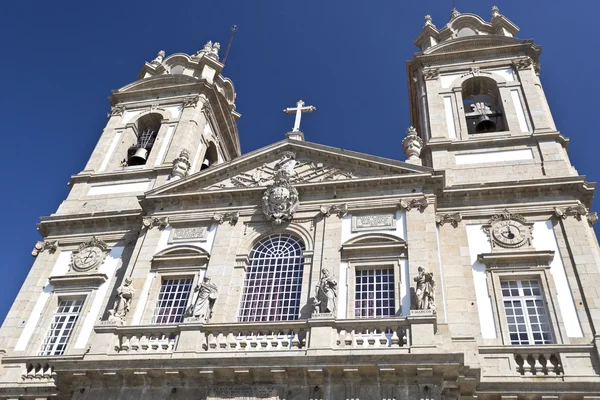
(152, 278), (192, 324)
(355, 268), (395, 319)
(501, 279), (552, 345)
(238, 235), (305, 322)
(39, 299), (84, 356)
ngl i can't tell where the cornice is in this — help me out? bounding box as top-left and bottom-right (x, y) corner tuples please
(37, 211), (142, 238)
(423, 131), (569, 152)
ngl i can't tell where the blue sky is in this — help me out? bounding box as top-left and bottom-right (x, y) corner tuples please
(1, 0), (599, 323)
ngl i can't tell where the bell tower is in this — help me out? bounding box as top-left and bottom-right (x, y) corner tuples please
(406, 7), (577, 185)
(55, 42), (241, 215)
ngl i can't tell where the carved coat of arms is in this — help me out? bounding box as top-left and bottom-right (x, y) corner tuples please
(262, 152), (300, 224)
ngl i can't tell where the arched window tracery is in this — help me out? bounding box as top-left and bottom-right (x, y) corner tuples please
(238, 234), (305, 322)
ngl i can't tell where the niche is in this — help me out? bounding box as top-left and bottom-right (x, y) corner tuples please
(462, 77), (506, 134)
(127, 113), (162, 166)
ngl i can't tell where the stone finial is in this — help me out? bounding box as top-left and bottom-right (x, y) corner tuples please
(151, 50), (165, 65)
(424, 15), (435, 28)
(169, 149), (191, 181)
(402, 126), (423, 162)
(450, 8), (461, 20)
(491, 6), (501, 18)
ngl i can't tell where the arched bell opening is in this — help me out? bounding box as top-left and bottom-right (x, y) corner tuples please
(127, 113), (162, 166)
(462, 77), (506, 134)
(201, 142), (218, 170)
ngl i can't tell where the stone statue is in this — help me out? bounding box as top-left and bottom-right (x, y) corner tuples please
(151, 50), (165, 65)
(108, 277), (135, 324)
(315, 269), (337, 315)
(185, 276), (218, 323)
(414, 267), (436, 312)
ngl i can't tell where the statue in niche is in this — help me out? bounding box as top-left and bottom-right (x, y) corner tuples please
(185, 276), (218, 323)
(107, 278), (135, 324)
(314, 269), (337, 315)
(414, 266), (436, 312)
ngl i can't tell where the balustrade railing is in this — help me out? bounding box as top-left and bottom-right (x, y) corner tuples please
(201, 321), (307, 351)
(514, 352), (563, 376)
(114, 327), (178, 354)
(335, 318), (409, 349)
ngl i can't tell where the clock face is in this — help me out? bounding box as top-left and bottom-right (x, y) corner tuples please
(73, 246), (104, 272)
(491, 220), (527, 247)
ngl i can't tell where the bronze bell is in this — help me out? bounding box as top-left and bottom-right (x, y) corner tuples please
(200, 158), (211, 170)
(475, 114), (496, 133)
(128, 147), (149, 166)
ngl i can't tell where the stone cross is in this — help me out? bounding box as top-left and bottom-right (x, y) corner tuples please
(283, 100), (316, 132)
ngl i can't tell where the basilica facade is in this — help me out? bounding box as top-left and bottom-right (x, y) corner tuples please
(1, 7), (599, 400)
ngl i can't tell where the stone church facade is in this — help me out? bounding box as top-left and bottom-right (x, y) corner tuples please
(1, 7), (599, 400)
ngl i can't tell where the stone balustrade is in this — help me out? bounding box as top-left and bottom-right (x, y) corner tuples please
(21, 362), (56, 381)
(334, 318), (409, 349)
(514, 351), (563, 376)
(200, 321), (308, 351)
(92, 315), (436, 356)
(112, 326), (179, 354)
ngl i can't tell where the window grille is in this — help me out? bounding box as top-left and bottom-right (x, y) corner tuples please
(238, 234), (305, 322)
(501, 279), (553, 345)
(152, 278), (193, 324)
(355, 268), (395, 318)
(39, 299), (84, 356)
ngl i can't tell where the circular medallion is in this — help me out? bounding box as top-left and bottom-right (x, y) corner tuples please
(491, 219), (527, 248)
(72, 246), (104, 272)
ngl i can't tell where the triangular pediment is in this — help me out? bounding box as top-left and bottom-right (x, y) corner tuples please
(146, 140), (436, 198)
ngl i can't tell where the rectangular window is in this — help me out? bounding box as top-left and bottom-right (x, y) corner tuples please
(39, 298), (84, 356)
(501, 280), (553, 345)
(152, 278), (193, 324)
(355, 268), (395, 318)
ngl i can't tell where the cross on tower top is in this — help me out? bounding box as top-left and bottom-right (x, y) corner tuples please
(283, 100), (316, 133)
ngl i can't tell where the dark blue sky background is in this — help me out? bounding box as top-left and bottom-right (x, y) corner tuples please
(1, 1), (598, 323)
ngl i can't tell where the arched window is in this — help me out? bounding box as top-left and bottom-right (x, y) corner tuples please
(201, 142), (218, 170)
(238, 234), (305, 322)
(462, 77), (505, 134)
(126, 113), (162, 166)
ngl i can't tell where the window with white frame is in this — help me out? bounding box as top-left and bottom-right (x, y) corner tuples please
(238, 234), (305, 322)
(39, 298), (84, 356)
(152, 278), (193, 324)
(354, 268), (395, 318)
(501, 279), (553, 345)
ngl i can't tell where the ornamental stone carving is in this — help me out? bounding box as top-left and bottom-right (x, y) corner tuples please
(402, 126), (423, 161)
(31, 240), (58, 257)
(314, 269), (337, 316)
(588, 212), (598, 226)
(107, 105), (125, 118)
(142, 216), (169, 230)
(423, 68), (439, 81)
(320, 203), (348, 218)
(169, 149), (191, 181)
(424, 15), (435, 28)
(182, 95), (200, 108)
(197, 41), (220, 61)
(513, 57), (533, 70)
(212, 211), (239, 225)
(554, 204), (589, 221)
(262, 152), (300, 224)
(185, 276), (218, 323)
(435, 212), (462, 227)
(70, 237), (110, 273)
(491, 6), (501, 18)
(483, 211), (533, 250)
(150, 50), (165, 65)
(398, 197), (428, 212)
(107, 277), (134, 325)
(414, 266), (436, 312)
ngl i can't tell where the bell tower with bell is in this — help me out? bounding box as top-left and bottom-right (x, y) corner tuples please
(406, 7), (577, 186)
(55, 42), (241, 215)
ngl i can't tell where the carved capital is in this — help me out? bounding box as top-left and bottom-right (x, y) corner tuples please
(142, 217), (169, 230)
(554, 204), (589, 221)
(435, 212), (462, 227)
(320, 203), (348, 218)
(423, 68), (439, 81)
(212, 211), (239, 225)
(107, 105), (125, 118)
(513, 57), (533, 70)
(398, 197), (428, 212)
(182, 95), (201, 108)
(31, 240), (59, 257)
